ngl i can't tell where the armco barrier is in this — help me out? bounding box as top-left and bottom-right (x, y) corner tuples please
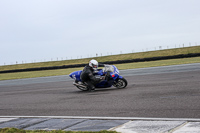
(1, 53), (200, 74)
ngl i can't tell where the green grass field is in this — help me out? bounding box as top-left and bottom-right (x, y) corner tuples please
(0, 128), (117, 133)
(0, 46), (200, 71)
(1, 56), (200, 80)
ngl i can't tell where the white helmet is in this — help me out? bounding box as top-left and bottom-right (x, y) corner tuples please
(89, 59), (98, 70)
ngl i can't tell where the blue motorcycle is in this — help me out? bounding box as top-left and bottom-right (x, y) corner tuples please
(69, 65), (128, 91)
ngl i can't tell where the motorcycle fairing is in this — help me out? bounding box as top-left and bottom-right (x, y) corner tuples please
(69, 70), (82, 81)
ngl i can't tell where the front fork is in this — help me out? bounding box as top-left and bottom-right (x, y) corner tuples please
(113, 76), (123, 86)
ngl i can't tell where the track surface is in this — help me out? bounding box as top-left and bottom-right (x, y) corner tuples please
(0, 63), (200, 118)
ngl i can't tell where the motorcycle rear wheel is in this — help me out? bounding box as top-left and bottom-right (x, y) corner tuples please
(73, 82), (88, 91)
(76, 86), (88, 91)
(114, 78), (128, 88)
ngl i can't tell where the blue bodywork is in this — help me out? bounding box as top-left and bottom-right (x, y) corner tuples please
(69, 65), (124, 88)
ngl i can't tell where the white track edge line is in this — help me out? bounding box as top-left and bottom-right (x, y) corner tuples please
(0, 116), (200, 122)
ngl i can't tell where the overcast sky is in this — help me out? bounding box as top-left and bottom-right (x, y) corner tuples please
(0, 0), (199, 65)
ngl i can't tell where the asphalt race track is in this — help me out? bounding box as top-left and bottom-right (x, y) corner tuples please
(0, 63), (200, 118)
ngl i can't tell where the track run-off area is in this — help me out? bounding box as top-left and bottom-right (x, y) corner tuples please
(0, 63), (200, 118)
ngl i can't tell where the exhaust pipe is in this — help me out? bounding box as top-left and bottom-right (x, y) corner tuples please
(73, 82), (87, 88)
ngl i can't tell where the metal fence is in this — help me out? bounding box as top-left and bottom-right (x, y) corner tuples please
(1, 42), (199, 66)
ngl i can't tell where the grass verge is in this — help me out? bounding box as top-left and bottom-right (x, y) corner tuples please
(1, 56), (200, 80)
(1, 46), (200, 71)
(0, 128), (117, 133)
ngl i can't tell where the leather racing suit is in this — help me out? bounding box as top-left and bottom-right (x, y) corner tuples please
(80, 64), (105, 91)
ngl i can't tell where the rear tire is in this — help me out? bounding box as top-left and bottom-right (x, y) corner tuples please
(114, 78), (128, 88)
(73, 82), (88, 91)
(76, 86), (88, 91)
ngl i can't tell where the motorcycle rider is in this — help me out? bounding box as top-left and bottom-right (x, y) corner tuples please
(80, 59), (105, 91)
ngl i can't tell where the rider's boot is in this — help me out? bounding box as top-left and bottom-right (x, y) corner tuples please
(88, 86), (95, 92)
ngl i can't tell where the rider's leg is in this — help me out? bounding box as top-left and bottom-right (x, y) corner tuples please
(84, 81), (95, 91)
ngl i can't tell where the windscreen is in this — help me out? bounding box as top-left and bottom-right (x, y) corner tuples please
(103, 65), (114, 72)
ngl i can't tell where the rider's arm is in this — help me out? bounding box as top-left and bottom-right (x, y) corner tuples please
(99, 63), (106, 67)
(88, 72), (101, 82)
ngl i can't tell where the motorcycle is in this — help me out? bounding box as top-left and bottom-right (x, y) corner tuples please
(69, 65), (128, 91)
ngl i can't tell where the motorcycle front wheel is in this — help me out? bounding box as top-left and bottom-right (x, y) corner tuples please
(113, 78), (128, 88)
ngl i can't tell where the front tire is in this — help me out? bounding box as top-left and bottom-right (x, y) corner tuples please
(113, 78), (128, 88)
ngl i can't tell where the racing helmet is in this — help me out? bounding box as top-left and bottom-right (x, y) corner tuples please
(89, 59), (98, 70)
